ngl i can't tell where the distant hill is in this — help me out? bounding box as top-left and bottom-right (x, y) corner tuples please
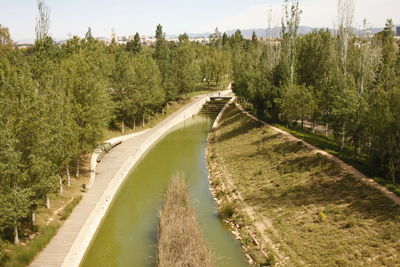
(15, 25), (399, 44)
(185, 25), (399, 38)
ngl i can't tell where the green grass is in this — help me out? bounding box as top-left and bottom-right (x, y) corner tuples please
(4, 223), (60, 267)
(273, 124), (374, 176)
(58, 195), (82, 220)
(211, 105), (400, 266)
(271, 124), (400, 196)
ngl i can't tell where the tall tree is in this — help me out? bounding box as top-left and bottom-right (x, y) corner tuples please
(0, 25), (13, 57)
(126, 32), (142, 54)
(85, 27), (93, 40)
(337, 0), (354, 75)
(281, 0), (302, 84)
(35, 0), (51, 42)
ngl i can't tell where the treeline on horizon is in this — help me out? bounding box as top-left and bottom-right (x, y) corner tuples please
(231, 1), (400, 191)
(0, 0), (231, 256)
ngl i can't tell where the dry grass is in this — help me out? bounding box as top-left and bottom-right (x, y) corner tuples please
(210, 105), (400, 267)
(157, 175), (213, 267)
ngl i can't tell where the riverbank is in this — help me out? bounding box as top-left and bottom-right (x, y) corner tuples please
(29, 88), (232, 267)
(207, 104), (400, 266)
(81, 95), (248, 267)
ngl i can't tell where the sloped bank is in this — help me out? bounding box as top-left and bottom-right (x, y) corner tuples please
(61, 89), (233, 267)
(207, 98), (280, 266)
(207, 103), (400, 266)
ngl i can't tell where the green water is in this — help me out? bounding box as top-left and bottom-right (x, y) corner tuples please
(81, 114), (249, 267)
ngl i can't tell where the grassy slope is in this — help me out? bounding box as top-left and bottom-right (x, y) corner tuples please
(212, 105), (400, 266)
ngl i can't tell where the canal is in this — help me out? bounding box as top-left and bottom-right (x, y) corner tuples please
(81, 114), (249, 267)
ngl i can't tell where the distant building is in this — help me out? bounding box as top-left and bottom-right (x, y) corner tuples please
(397, 26), (400, 37)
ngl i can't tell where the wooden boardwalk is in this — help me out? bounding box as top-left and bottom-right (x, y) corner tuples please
(29, 93), (220, 267)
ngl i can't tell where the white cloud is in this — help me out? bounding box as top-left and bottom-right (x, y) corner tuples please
(194, 0), (400, 33)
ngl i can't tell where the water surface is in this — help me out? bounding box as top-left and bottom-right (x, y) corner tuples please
(81, 114), (248, 267)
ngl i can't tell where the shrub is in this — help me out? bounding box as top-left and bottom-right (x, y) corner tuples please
(5, 223), (59, 267)
(336, 258), (350, 266)
(0, 240), (9, 266)
(385, 184), (400, 196)
(345, 217), (360, 228)
(317, 211), (327, 223)
(373, 177), (387, 186)
(219, 202), (234, 219)
(265, 253), (276, 266)
(248, 248), (266, 266)
(58, 195), (82, 221)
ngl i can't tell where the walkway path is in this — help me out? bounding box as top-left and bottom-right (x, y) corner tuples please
(30, 90), (230, 267)
(30, 131), (150, 267)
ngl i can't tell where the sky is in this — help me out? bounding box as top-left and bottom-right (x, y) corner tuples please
(1, 0), (399, 41)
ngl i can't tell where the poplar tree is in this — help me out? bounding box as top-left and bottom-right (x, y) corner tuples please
(126, 32), (142, 54)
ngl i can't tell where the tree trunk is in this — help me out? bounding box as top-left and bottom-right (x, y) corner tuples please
(32, 212), (36, 225)
(142, 114), (145, 127)
(66, 165), (71, 187)
(301, 119), (304, 128)
(121, 119), (125, 134)
(325, 123), (328, 136)
(389, 156), (395, 184)
(76, 158), (80, 178)
(340, 124), (346, 151)
(134, 117), (136, 131)
(46, 195), (51, 209)
(14, 222), (19, 245)
(59, 177), (63, 196)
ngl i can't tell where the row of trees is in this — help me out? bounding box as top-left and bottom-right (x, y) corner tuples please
(0, 0), (231, 251)
(232, 0), (400, 185)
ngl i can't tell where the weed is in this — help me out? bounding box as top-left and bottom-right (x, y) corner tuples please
(344, 217), (358, 228)
(58, 195), (82, 221)
(219, 202), (235, 219)
(265, 253), (276, 266)
(4, 223), (60, 267)
(317, 211), (327, 223)
(385, 184), (400, 196)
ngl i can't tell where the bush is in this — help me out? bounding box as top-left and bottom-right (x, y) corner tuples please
(345, 216), (360, 228)
(265, 253), (276, 266)
(58, 195), (82, 221)
(317, 211), (327, 223)
(248, 248), (266, 265)
(219, 202), (234, 219)
(0, 240), (9, 266)
(5, 223), (59, 267)
(336, 258), (350, 266)
(373, 177), (387, 186)
(385, 184), (400, 197)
